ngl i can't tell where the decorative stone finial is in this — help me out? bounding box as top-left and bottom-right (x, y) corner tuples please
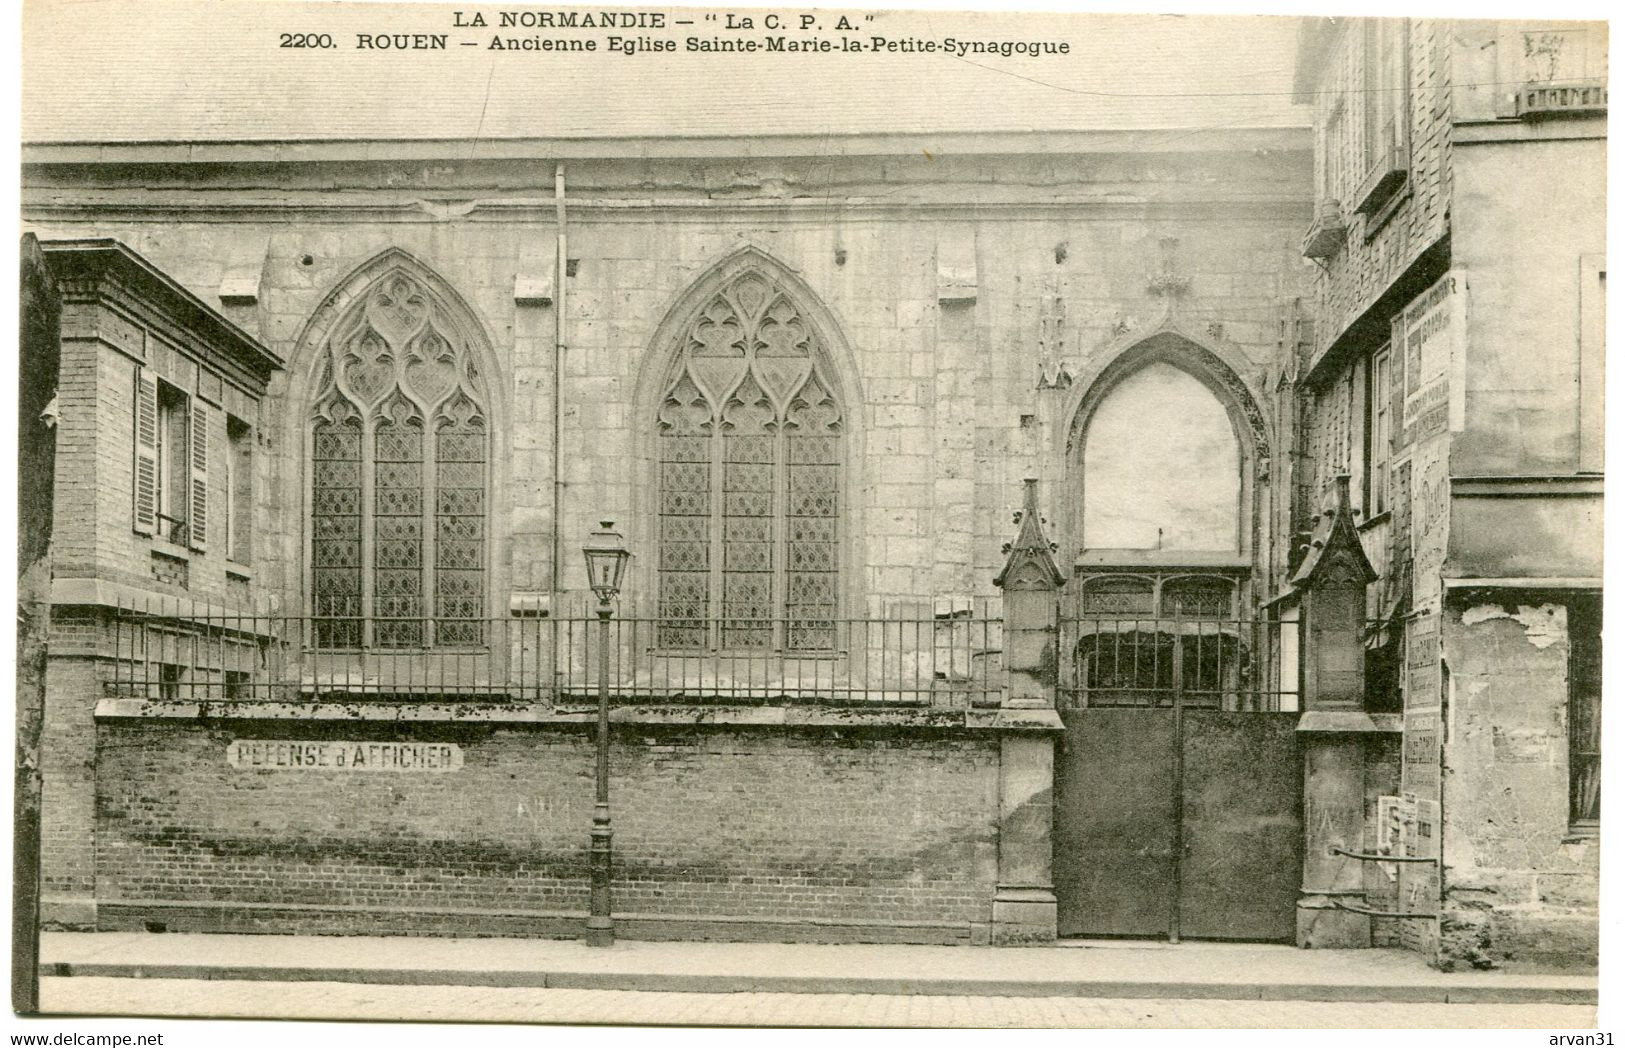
(994, 479), (1067, 591)
(1289, 474), (1377, 590)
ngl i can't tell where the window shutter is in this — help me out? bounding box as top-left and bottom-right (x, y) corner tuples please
(132, 367), (158, 536)
(189, 399), (209, 550)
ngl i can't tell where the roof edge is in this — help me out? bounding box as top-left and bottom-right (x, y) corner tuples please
(37, 237), (284, 376)
(22, 126), (1312, 165)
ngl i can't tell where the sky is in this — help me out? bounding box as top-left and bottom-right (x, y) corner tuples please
(22, 1), (1310, 142)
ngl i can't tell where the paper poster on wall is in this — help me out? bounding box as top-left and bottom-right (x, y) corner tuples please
(1402, 709), (1441, 798)
(1405, 612), (1441, 711)
(1410, 437), (1449, 613)
(1391, 270), (1467, 447)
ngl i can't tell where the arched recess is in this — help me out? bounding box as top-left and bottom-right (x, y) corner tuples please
(628, 246), (865, 648)
(1060, 328), (1271, 572)
(282, 248), (508, 643)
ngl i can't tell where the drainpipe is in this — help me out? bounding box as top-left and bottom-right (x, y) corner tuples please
(553, 164), (567, 611)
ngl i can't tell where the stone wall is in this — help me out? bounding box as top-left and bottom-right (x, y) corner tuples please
(1080, 361), (1242, 552)
(29, 142), (1311, 947)
(23, 147), (1312, 625)
(1438, 600), (1600, 970)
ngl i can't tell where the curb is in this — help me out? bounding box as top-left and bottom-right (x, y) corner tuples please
(44, 963), (1599, 1005)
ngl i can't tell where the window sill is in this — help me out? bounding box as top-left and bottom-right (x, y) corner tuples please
(1352, 149), (1408, 218)
(226, 562), (253, 582)
(1301, 202), (1348, 260)
(1356, 510), (1392, 533)
(150, 537), (191, 561)
(1359, 179), (1411, 242)
(1563, 824), (1600, 843)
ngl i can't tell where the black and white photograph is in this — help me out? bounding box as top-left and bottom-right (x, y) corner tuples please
(9, 0), (1611, 1035)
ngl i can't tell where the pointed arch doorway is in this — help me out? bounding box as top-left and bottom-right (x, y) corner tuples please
(1052, 333), (1302, 943)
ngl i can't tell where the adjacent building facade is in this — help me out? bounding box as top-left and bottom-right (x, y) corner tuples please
(17, 13), (1603, 968)
(1292, 17), (1605, 967)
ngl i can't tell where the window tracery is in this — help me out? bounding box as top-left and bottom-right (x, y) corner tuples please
(307, 270), (489, 648)
(655, 271), (842, 652)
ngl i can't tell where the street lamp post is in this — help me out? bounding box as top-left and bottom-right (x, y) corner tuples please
(581, 520), (631, 948)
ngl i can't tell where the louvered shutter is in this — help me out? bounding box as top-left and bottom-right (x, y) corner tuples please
(132, 367), (158, 536)
(189, 399), (209, 550)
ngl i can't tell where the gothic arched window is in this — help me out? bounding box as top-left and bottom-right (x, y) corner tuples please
(307, 270), (489, 649)
(656, 270), (843, 652)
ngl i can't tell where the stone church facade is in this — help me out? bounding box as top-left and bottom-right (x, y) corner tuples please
(17, 14), (1602, 968)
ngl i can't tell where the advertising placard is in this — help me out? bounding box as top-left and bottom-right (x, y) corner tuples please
(1391, 271), (1467, 448)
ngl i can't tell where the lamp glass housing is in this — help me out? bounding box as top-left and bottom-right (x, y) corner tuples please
(582, 519), (631, 602)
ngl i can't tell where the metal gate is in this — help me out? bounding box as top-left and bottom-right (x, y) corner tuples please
(1054, 601), (1303, 941)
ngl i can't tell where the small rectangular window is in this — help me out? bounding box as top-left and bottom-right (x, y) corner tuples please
(1366, 346), (1392, 515)
(158, 662), (184, 702)
(1355, 19), (1410, 215)
(224, 669), (252, 702)
(1569, 596), (1602, 827)
(1322, 98), (1348, 203)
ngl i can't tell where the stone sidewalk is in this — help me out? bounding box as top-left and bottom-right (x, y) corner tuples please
(40, 977), (1599, 1028)
(41, 932), (1598, 1005)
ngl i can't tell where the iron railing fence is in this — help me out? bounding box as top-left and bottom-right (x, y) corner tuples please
(106, 600), (1004, 708)
(1057, 613), (1302, 712)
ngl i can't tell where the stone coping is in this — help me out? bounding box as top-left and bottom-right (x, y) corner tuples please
(1295, 711), (1403, 733)
(94, 697), (1064, 732)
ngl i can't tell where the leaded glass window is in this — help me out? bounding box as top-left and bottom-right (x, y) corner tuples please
(307, 270), (489, 648)
(1159, 576), (1236, 618)
(655, 271), (843, 652)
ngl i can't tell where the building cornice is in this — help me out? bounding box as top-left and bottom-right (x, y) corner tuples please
(38, 239), (283, 380)
(1452, 119), (1608, 145)
(23, 195), (1316, 225)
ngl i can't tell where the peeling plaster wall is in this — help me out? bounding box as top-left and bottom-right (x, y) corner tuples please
(1439, 601), (1598, 969)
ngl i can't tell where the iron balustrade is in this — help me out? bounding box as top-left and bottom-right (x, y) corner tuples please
(105, 599), (1004, 708)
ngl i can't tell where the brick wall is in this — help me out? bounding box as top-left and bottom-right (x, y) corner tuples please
(40, 645), (104, 926)
(93, 719), (1000, 942)
(47, 310), (102, 581)
(47, 284), (268, 607)
(1308, 18), (1453, 355)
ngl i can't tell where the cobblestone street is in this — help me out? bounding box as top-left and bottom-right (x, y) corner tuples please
(41, 978), (1595, 1029)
